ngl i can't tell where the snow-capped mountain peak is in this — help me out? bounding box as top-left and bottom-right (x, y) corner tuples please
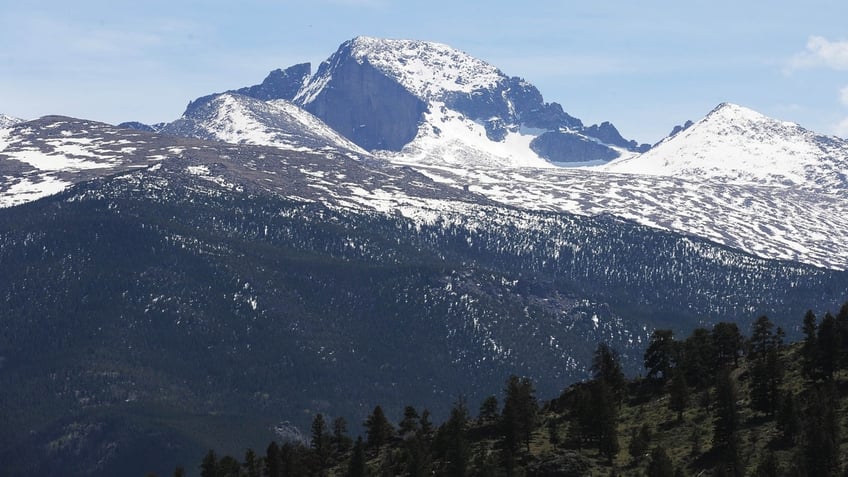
(291, 36), (644, 164)
(602, 102), (848, 191)
(0, 114), (23, 129)
(346, 36), (505, 101)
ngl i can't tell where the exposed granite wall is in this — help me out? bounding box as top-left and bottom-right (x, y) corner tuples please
(303, 56), (427, 152)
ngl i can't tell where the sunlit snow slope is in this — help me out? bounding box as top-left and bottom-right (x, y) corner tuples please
(603, 103), (848, 191)
(394, 102), (848, 270)
(0, 114), (22, 129)
(161, 93), (368, 156)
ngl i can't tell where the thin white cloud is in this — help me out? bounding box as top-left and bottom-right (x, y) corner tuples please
(788, 36), (848, 71)
(840, 85), (848, 107)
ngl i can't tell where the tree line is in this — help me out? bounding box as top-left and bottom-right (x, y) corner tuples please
(148, 303), (848, 477)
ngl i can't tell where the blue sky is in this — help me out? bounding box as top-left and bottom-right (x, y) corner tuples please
(1, 0), (847, 143)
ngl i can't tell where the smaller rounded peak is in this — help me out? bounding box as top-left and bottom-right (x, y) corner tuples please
(705, 102), (769, 122)
(701, 102), (808, 131)
(0, 114), (23, 128)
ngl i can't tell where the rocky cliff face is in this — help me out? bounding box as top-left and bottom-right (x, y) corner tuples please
(290, 37), (645, 163)
(295, 42), (427, 152)
(530, 131), (621, 163)
(156, 37), (646, 164)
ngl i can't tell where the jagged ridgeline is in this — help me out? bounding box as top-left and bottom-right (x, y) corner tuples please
(1, 163), (846, 477)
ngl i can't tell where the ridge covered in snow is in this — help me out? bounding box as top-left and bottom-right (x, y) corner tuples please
(346, 36), (505, 101)
(0, 116), (194, 207)
(294, 36), (504, 106)
(3, 39), (847, 271)
(161, 93), (368, 156)
(0, 114), (23, 129)
(602, 103), (848, 192)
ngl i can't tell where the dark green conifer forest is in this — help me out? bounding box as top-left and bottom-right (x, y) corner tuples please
(155, 306), (848, 477)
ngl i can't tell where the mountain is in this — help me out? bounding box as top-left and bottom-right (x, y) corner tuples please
(369, 101), (848, 270)
(0, 113), (23, 128)
(0, 115), (475, 212)
(2, 122), (846, 475)
(603, 102), (848, 191)
(161, 93), (368, 155)
(0, 116), (190, 208)
(6, 40), (848, 271)
(299, 36), (649, 166)
(3, 113), (848, 476)
(116, 121), (167, 133)
(152, 38), (848, 269)
(196, 36), (647, 167)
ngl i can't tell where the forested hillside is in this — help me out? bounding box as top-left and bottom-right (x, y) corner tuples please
(171, 308), (848, 477)
(2, 164), (848, 477)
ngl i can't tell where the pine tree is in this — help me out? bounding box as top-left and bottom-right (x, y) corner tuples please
(439, 399), (470, 477)
(419, 409), (433, 437)
(279, 442), (307, 477)
(594, 381), (620, 464)
(399, 406), (420, 438)
(478, 395), (499, 422)
(333, 417), (352, 453)
(628, 424), (650, 463)
(776, 392), (801, 444)
(265, 441), (281, 477)
(748, 315), (783, 416)
(243, 449), (261, 477)
(818, 312), (839, 380)
(364, 405), (394, 448)
(592, 342), (626, 403)
(669, 368), (690, 423)
(404, 436), (432, 477)
(311, 413), (329, 473)
(748, 315), (776, 360)
(802, 383), (841, 476)
(404, 416), (432, 477)
(644, 329), (676, 383)
(712, 322), (744, 368)
(347, 437), (366, 477)
(573, 379), (619, 462)
(218, 456), (241, 477)
(713, 369), (739, 462)
(679, 327), (715, 389)
(200, 450), (218, 477)
(501, 375), (537, 453)
(172, 467), (186, 477)
(837, 302), (848, 369)
(801, 310), (819, 381)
